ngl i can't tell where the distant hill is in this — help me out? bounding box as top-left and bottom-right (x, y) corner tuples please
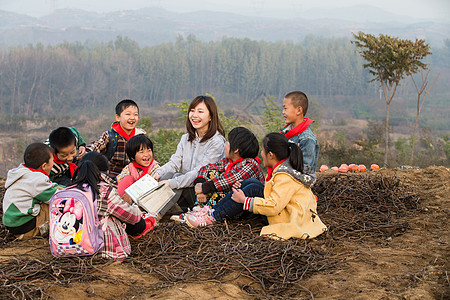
(0, 6), (449, 48)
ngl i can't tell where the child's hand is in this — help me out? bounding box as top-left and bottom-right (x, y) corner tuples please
(122, 193), (133, 205)
(232, 180), (242, 189)
(153, 173), (161, 181)
(231, 188), (245, 204)
(194, 183), (203, 194)
(197, 193), (207, 203)
(77, 146), (86, 158)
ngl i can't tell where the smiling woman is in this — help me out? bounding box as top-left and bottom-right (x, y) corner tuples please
(152, 95), (226, 215)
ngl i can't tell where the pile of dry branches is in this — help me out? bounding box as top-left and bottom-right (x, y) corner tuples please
(313, 173), (419, 240)
(0, 173), (419, 299)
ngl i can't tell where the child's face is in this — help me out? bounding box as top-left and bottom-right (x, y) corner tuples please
(115, 105), (139, 134)
(56, 144), (77, 163)
(224, 140), (240, 161)
(41, 155), (54, 175)
(282, 98), (303, 126)
(134, 145), (153, 167)
(261, 146), (270, 168)
(189, 102), (211, 135)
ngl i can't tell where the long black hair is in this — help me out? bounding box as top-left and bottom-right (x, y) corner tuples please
(262, 132), (303, 173)
(72, 160), (101, 198)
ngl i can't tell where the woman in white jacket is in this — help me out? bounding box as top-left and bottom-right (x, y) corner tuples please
(153, 95), (226, 214)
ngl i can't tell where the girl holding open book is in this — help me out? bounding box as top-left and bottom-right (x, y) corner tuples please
(116, 134), (160, 197)
(153, 96), (226, 215)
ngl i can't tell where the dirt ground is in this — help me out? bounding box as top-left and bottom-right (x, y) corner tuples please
(0, 166), (449, 299)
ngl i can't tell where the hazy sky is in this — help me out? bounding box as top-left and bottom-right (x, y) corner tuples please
(1, 0), (449, 21)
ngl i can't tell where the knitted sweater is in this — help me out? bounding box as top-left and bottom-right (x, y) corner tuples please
(155, 131), (225, 189)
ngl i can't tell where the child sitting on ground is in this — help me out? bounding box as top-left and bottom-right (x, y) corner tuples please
(3, 143), (61, 240)
(175, 127), (264, 222)
(75, 152), (156, 261)
(281, 91), (319, 185)
(116, 134), (160, 197)
(186, 133), (327, 240)
(87, 99), (146, 177)
(48, 127), (85, 186)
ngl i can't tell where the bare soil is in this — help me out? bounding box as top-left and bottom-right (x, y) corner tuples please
(0, 166), (449, 299)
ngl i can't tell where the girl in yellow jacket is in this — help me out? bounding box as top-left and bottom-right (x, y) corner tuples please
(186, 132), (327, 240)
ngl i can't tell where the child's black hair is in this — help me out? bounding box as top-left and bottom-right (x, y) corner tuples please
(284, 91), (309, 116)
(23, 143), (53, 169)
(125, 134), (154, 161)
(48, 127), (76, 153)
(72, 160), (100, 198)
(115, 99), (139, 116)
(228, 127), (259, 159)
(262, 133), (303, 173)
(80, 152), (110, 172)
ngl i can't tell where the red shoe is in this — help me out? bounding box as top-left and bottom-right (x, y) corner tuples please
(133, 214), (156, 239)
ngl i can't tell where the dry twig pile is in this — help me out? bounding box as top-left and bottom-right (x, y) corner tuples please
(0, 173), (419, 299)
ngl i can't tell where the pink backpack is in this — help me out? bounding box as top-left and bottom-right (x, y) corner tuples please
(49, 185), (104, 257)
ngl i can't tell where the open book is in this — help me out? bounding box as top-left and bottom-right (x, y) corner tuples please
(124, 174), (176, 215)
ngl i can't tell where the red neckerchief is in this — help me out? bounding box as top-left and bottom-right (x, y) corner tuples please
(266, 158), (287, 182)
(23, 164), (50, 179)
(112, 122), (135, 141)
(225, 158), (244, 173)
(132, 160), (154, 180)
(281, 118), (314, 139)
(53, 154), (77, 177)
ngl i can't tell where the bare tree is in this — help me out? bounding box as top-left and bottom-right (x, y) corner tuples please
(410, 70), (440, 165)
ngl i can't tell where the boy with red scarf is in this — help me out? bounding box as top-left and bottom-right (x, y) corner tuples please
(280, 91), (319, 184)
(48, 127), (86, 186)
(87, 99), (146, 177)
(3, 143), (62, 239)
(116, 134), (160, 198)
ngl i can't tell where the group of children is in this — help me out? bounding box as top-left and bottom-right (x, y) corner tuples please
(2, 92), (327, 261)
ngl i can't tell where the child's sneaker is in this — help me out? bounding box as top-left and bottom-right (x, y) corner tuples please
(185, 213), (215, 228)
(133, 214), (156, 239)
(170, 213), (186, 223)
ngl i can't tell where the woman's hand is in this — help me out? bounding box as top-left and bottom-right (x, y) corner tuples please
(231, 188), (245, 204)
(153, 173), (161, 181)
(159, 180), (170, 188)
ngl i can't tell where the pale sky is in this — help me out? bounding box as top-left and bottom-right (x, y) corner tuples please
(0, 0), (449, 21)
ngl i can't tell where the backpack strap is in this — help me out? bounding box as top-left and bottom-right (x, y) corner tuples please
(104, 129), (118, 160)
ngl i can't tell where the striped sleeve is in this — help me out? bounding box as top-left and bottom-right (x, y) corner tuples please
(212, 158), (261, 192)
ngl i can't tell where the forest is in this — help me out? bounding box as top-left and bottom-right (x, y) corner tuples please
(0, 35), (449, 175)
(1, 34), (449, 116)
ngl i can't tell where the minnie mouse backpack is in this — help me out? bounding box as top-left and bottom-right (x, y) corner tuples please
(49, 185), (104, 257)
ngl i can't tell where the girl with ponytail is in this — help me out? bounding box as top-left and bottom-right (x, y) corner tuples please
(186, 133), (326, 240)
(74, 152), (156, 261)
